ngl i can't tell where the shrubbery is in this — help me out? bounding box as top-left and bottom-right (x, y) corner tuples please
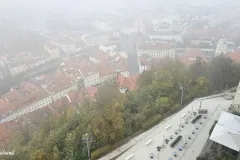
(91, 145), (112, 160)
(142, 115), (162, 130)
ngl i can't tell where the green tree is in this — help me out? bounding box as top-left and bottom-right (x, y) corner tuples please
(92, 102), (125, 144)
(189, 57), (207, 79)
(207, 56), (238, 91)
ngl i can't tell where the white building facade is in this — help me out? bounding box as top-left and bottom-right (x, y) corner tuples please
(138, 43), (175, 59)
(232, 82), (240, 112)
(9, 64), (28, 76)
(82, 72), (100, 88)
(215, 39), (235, 57)
(150, 32), (183, 42)
(44, 43), (60, 58)
(1, 95), (52, 123)
(50, 83), (78, 101)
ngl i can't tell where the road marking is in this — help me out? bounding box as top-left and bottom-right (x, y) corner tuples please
(145, 139), (152, 146)
(125, 154), (134, 160)
(165, 124), (172, 130)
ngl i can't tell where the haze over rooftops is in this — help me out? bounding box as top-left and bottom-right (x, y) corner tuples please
(139, 43), (173, 50)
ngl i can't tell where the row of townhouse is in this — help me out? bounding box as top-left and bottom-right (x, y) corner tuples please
(47, 32), (119, 55)
(62, 49), (129, 88)
(184, 29), (237, 57)
(215, 38), (235, 57)
(0, 71), (81, 123)
(0, 82), (53, 123)
(0, 49), (130, 123)
(138, 42), (175, 59)
(44, 42), (60, 58)
(2, 50), (59, 77)
(52, 39), (83, 55)
(150, 31), (184, 42)
(81, 32), (111, 48)
(138, 47), (211, 74)
(137, 42), (175, 73)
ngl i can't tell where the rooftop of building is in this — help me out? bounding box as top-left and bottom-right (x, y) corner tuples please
(86, 87), (98, 98)
(180, 48), (207, 66)
(152, 31), (182, 35)
(117, 74), (139, 91)
(138, 43), (173, 50)
(0, 99), (15, 119)
(227, 50), (240, 63)
(2, 82), (49, 109)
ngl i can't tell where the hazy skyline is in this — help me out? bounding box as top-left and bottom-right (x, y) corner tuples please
(1, 0), (239, 10)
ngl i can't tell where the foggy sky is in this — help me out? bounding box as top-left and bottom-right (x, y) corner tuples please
(1, 0), (239, 10)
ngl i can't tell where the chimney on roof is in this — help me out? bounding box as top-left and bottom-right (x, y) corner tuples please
(66, 94), (72, 103)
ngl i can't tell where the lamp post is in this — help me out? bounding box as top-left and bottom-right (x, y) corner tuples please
(179, 119), (182, 131)
(184, 133), (187, 144)
(82, 133), (92, 160)
(199, 99), (203, 109)
(163, 134), (165, 146)
(225, 85), (228, 96)
(180, 85), (184, 106)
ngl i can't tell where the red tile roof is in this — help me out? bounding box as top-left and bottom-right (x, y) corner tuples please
(63, 58), (101, 78)
(89, 49), (108, 62)
(87, 87), (98, 97)
(80, 64), (99, 77)
(49, 97), (70, 111)
(117, 75), (139, 91)
(0, 99), (15, 118)
(67, 91), (84, 103)
(3, 82), (49, 109)
(180, 48), (206, 66)
(63, 58), (99, 78)
(99, 65), (116, 76)
(227, 51), (240, 63)
(32, 72), (75, 93)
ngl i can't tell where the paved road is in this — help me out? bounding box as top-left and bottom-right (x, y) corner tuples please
(99, 96), (231, 160)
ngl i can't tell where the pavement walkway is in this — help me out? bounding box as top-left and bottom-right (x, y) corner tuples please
(98, 96), (231, 160)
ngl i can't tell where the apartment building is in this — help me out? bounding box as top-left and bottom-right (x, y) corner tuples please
(215, 39), (235, 56)
(138, 43), (175, 59)
(82, 32), (110, 48)
(44, 42), (60, 58)
(150, 31), (183, 42)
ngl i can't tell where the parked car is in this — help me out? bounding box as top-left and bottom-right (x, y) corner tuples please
(198, 109), (208, 114)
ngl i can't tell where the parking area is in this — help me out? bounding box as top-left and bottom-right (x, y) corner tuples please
(117, 97), (231, 160)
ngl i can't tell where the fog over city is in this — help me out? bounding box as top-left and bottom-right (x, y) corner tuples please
(0, 0), (240, 160)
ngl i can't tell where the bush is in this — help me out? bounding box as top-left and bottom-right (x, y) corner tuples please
(91, 145), (112, 160)
(232, 110), (240, 116)
(209, 121), (218, 136)
(142, 115), (162, 130)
